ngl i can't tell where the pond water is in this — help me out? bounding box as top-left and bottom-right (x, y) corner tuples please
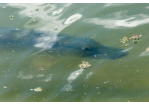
(0, 3), (149, 102)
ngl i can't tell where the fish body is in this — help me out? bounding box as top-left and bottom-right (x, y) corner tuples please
(0, 27), (128, 59)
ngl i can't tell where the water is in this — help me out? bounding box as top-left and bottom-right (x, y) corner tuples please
(0, 3), (149, 102)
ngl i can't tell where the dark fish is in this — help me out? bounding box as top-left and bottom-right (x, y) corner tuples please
(0, 27), (128, 59)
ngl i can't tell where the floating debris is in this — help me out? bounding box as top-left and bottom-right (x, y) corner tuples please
(120, 37), (129, 46)
(30, 87), (42, 92)
(129, 34), (142, 39)
(78, 61), (91, 69)
(32, 20), (36, 22)
(2, 7), (5, 8)
(9, 15), (14, 20)
(34, 87), (42, 91)
(35, 8), (39, 11)
(66, 89), (74, 92)
(129, 34), (142, 44)
(9, 15), (14, 18)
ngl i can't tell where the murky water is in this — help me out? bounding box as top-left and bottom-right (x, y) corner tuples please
(0, 3), (149, 102)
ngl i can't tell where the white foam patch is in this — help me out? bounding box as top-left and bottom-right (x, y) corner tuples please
(6, 3), (72, 31)
(17, 71), (33, 79)
(61, 84), (72, 91)
(104, 3), (126, 7)
(35, 34), (54, 42)
(34, 43), (44, 47)
(67, 69), (84, 84)
(64, 14), (82, 25)
(52, 8), (63, 15)
(140, 51), (149, 57)
(40, 74), (52, 82)
(39, 37), (51, 41)
(61, 68), (84, 91)
(44, 37), (51, 41)
(146, 6), (149, 9)
(122, 46), (133, 52)
(83, 13), (149, 29)
(36, 74), (44, 77)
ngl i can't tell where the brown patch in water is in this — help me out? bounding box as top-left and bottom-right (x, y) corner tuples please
(30, 56), (55, 74)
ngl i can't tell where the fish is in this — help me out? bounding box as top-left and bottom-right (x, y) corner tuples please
(0, 27), (128, 59)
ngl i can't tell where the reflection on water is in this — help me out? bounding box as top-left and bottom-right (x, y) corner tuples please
(1, 3), (149, 102)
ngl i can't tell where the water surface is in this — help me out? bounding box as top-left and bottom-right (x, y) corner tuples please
(0, 3), (149, 102)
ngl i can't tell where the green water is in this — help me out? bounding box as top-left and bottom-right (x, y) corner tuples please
(0, 3), (149, 102)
